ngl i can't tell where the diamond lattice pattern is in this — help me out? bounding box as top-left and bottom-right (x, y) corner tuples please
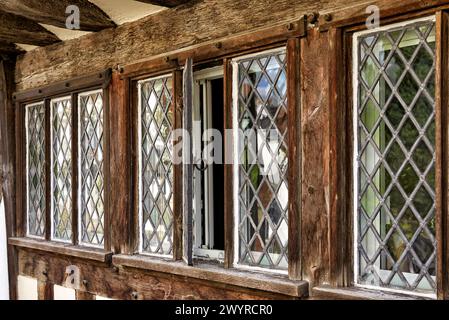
(236, 50), (289, 270)
(357, 21), (436, 293)
(26, 102), (46, 237)
(79, 91), (105, 246)
(139, 76), (174, 255)
(52, 98), (72, 241)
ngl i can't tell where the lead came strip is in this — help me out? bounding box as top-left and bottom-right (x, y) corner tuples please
(234, 49), (289, 270)
(79, 90), (105, 247)
(139, 75), (174, 256)
(26, 102), (46, 238)
(355, 18), (437, 294)
(51, 97), (73, 242)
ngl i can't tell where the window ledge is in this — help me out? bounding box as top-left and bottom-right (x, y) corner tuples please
(312, 286), (434, 300)
(9, 237), (112, 263)
(113, 254), (309, 298)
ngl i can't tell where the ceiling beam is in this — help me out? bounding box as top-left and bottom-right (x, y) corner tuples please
(0, 41), (25, 57)
(0, 0), (116, 32)
(0, 11), (60, 46)
(134, 0), (191, 8)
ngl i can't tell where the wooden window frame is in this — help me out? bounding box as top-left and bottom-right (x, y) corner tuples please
(10, 69), (113, 261)
(119, 18), (305, 282)
(324, 6), (449, 300)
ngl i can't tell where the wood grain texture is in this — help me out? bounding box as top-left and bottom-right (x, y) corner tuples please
(0, 0), (115, 31)
(113, 254), (308, 297)
(300, 28), (330, 290)
(17, 0), (448, 92)
(9, 237), (112, 262)
(76, 290), (95, 300)
(109, 72), (132, 254)
(0, 41), (25, 57)
(319, 0), (449, 30)
(0, 58), (17, 299)
(121, 19), (306, 79)
(15, 0), (326, 90)
(223, 58), (233, 269)
(287, 37), (302, 281)
(311, 286), (425, 300)
(0, 10), (60, 46)
(435, 11), (449, 300)
(172, 70), (183, 260)
(18, 249), (300, 300)
(134, 0), (191, 7)
(37, 280), (54, 300)
(327, 27), (350, 287)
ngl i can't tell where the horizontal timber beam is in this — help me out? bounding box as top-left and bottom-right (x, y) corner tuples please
(0, 10), (60, 46)
(18, 249), (299, 300)
(134, 0), (191, 7)
(0, 41), (25, 57)
(0, 0), (115, 32)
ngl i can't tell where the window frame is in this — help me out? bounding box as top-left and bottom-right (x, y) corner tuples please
(136, 73), (176, 258)
(326, 8), (449, 299)
(50, 94), (74, 244)
(24, 100), (46, 240)
(13, 69), (112, 253)
(124, 20), (304, 280)
(192, 65), (226, 262)
(231, 47), (290, 275)
(351, 15), (437, 298)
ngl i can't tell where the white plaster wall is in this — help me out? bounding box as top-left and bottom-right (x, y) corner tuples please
(17, 276), (38, 300)
(54, 285), (76, 300)
(96, 295), (114, 300)
(0, 199), (9, 300)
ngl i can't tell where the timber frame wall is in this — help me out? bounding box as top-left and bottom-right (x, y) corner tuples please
(1, 0), (449, 300)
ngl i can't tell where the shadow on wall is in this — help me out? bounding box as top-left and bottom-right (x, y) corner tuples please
(0, 197), (9, 300)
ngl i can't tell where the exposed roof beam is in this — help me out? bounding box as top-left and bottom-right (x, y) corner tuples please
(0, 41), (25, 56)
(0, 0), (116, 32)
(0, 11), (60, 46)
(133, 0), (191, 8)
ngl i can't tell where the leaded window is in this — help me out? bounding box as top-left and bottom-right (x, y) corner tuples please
(26, 102), (46, 238)
(233, 49), (289, 270)
(354, 18), (436, 295)
(22, 76), (108, 249)
(79, 90), (105, 247)
(51, 97), (73, 242)
(138, 75), (174, 256)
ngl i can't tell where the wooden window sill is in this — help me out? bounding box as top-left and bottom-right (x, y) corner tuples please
(312, 286), (434, 300)
(9, 237), (112, 263)
(113, 254), (309, 298)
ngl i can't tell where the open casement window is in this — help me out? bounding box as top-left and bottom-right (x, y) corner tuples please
(232, 48), (289, 272)
(18, 70), (111, 250)
(191, 66), (225, 262)
(353, 17), (437, 296)
(127, 22), (303, 280)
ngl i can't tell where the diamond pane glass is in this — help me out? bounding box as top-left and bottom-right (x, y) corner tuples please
(139, 76), (174, 255)
(236, 49), (288, 270)
(51, 98), (72, 242)
(26, 102), (46, 238)
(356, 20), (436, 294)
(79, 90), (104, 246)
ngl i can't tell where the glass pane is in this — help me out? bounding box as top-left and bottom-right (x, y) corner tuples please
(236, 49), (288, 270)
(26, 102), (46, 238)
(79, 90), (105, 246)
(139, 76), (174, 255)
(51, 97), (72, 242)
(356, 19), (436, 294)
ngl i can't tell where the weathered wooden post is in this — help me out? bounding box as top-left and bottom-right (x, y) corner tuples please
(0, 56), (17, 299)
